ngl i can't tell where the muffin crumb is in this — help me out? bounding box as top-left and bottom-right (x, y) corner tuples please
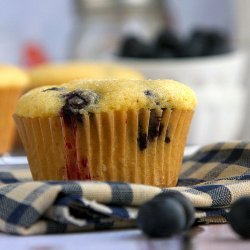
(42, 87), (65, 92)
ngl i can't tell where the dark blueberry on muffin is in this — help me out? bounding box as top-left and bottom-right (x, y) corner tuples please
(148, 110), (162, 141)
(61, 90), (99, 124)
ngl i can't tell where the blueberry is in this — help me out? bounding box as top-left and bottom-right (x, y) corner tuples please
(155, 30), (180, 51)
(228, 196), (250, 239)
(137, 132), (148, 151)
(63, 90), (99, 109)
(119, 36), (154, 58)
(203, 31), (231, 55)
(61, 90), (99, 124)
(137, 193), (188, 237)
(137, 191), (195, 237)
(144, 90), (156, 97)
(137, 118), (148, 151)
(185, 30), (208, 57)
(153, 191), (195, 229)
(186, 29), (231, 57)
(144, 90), (161, 106)
(155, 30), (184, 58)
(165, 135), (171, 144)
(148, 109), (162, 141)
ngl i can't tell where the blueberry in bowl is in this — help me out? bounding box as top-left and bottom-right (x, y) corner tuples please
(119, 36), (155, 59)
(118, 28), (232, 59)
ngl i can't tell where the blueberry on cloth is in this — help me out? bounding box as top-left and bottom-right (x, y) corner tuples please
(153, 191), (195, 230)
(228, 196), (250, 239)
(137, 192), (188, 237)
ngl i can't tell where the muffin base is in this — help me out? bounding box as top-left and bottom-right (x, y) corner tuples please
(14, 109), (193, 187)
(0, 87), (23, 154)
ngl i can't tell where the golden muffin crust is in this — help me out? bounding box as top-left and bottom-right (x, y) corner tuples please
(0, 65), (30, 88)
(29, 62), (145, 87)
(16, 79), (197, 118)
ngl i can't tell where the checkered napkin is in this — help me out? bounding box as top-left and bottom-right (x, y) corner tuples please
(0, 142), (249, 235)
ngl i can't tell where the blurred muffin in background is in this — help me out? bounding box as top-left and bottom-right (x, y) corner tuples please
(28, 62), (145, 89)
(0, 65), (29, 154)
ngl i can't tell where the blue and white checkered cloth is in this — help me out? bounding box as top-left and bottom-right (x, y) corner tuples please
(0, 141), (249, 235)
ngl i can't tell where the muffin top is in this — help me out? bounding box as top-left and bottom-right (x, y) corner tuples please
(15, 79), (197, 118)
(0, 65), (30, 88)
(29, 62), (144, 87)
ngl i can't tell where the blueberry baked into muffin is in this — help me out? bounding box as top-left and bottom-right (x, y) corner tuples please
(14, 79), (196, 186)
(0, 65), (29, 154)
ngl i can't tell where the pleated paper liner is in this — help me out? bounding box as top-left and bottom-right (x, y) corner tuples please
(14, 85), (42, 148)
(0, 87), (24, 154)
(14, 108), (194, 187)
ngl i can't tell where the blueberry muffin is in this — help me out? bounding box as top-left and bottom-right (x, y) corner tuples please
(28, 62), (144, 89)
(0, 65), (29, 154)
(14, 79), (196, 186)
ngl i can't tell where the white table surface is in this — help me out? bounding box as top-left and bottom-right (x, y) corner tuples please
(0, 225), (249, 250)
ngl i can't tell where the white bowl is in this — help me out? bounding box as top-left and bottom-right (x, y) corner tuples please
(116, 50), (248, 145)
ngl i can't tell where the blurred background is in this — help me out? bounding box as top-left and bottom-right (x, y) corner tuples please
(0, 0), (249, 145)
